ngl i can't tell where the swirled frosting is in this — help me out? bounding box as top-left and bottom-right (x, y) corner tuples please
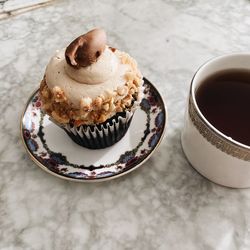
(65, 46), (119, 84)
(45, 47), (130, 107)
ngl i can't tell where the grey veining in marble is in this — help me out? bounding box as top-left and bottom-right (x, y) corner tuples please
(1, 0), (250, 249)
(0, 0), (53, 19)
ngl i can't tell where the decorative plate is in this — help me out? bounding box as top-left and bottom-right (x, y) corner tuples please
(21, 78), (167, 182)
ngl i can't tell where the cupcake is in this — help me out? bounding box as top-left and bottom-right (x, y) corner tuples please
(39, 28), (143, 149)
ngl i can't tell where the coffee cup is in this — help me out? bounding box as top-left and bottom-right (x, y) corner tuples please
(181, 53), (250, 188)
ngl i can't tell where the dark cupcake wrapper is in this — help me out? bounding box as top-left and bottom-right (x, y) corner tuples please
(61, 110), (134, 149)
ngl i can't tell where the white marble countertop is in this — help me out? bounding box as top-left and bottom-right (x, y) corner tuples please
(1, 0), (250, 249)
(0, 0), (53, 19)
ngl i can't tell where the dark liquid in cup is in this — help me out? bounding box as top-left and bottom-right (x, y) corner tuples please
(196, 69), (250, 146)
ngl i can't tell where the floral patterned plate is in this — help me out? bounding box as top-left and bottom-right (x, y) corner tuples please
(21, 78), (167, 182)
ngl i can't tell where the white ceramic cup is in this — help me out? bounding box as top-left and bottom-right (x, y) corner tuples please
(181, 53), (250, 188)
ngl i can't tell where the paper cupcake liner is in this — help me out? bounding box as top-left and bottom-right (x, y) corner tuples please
(49, 105), (136, 149)
(62, 110), (134, 149)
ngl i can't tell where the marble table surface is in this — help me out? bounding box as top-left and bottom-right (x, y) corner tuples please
(0, 0), (53, 19)
(1, 0), (250, 249)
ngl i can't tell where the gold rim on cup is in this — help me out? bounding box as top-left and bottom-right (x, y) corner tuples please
(189, 54), (250, 162)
